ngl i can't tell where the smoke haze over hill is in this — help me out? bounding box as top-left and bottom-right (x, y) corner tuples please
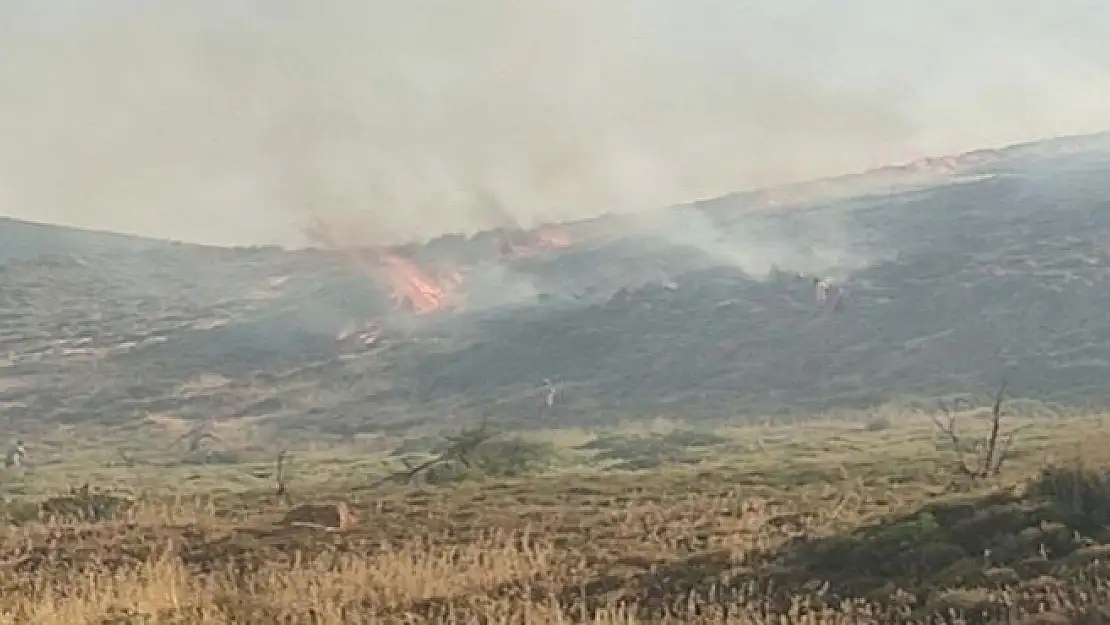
(1, 1), (1109, 247)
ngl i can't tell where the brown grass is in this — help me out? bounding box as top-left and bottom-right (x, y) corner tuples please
(4, 412), (1110, 623)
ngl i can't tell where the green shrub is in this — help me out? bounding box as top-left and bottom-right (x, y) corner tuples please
(1028, 462), (1110, 531)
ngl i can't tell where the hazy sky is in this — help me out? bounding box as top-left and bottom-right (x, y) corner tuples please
(1, 1), (1109, 247)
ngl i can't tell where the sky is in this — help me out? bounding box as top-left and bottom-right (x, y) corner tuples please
(1, 1), (1109, 248)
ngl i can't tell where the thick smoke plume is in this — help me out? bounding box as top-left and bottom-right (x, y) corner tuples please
(1, 1), (1109, 248)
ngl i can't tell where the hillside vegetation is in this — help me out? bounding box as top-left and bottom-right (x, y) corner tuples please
(1, 139), (1110, 439)
(2, 135), (1110, 623)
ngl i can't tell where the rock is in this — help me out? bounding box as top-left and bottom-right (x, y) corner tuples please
(281, 502), (356, 531)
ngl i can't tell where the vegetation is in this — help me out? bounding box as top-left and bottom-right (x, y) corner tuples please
(377, 420), (561, 485)
(11, 149), (1110, 439)
(3, 133), (1110, 624)
(574, 428), (731, 470)
(0, 409), (1109, 623)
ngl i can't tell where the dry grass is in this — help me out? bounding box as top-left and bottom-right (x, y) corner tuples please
(4, 412), (1110, 623)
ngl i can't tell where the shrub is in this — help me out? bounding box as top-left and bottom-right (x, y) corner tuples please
(575, 429), (728, 471)
(422, 437), (559, 485)
(1028, 462), (1110, 531)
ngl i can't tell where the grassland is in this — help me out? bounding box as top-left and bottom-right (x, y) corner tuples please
(1, 407), (1110, 623)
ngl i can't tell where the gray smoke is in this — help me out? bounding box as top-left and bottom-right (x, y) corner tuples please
(1, 0), (1109, 248)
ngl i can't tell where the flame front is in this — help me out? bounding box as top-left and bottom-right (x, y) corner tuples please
(304, 214), (457, 316)
(377, 252), (450, 315)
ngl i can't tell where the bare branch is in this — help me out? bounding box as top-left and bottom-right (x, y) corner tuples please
(930, 400), (974, 477)
(930, 382), (1017, 480)
(982, 381), (1008, 477)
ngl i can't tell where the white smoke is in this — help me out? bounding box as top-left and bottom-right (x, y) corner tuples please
(0, 0), (1108, 247)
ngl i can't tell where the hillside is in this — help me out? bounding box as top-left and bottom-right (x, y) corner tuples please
(2, 133), (1110, 438)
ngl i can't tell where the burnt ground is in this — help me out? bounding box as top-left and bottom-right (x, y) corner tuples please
(2, 139), (1110, 437)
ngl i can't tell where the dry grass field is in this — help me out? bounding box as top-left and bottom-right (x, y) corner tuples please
(1, 408), (1110, 623)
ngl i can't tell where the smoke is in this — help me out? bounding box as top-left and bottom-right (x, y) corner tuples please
(462, 262), (544, 312)
(625, 205), (888, 281)
(1, 0), (1109, 248)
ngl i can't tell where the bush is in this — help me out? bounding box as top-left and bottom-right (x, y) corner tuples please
(1028, 463), (1110, 531)
(469, 438), (559, 477)
(422, 437), (559, 485)
(575, 429), (728, 471)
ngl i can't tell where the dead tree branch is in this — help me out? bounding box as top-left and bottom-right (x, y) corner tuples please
(929, 382), (1014, 479)
(930, 401), (974, 477)
(982, 382), (1009, 477)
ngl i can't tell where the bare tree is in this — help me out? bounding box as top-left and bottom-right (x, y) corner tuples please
(930, 382), (1018, 478)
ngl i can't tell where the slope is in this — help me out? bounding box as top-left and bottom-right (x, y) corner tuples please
(0, 135), (1109, 438)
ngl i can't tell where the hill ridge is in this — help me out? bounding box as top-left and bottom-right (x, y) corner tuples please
(0, 131), (1109, 436)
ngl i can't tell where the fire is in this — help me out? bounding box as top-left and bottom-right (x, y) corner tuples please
(304, 214), (457, 316)
(376, 252), (452, 315)
(305, 214), (576, 316)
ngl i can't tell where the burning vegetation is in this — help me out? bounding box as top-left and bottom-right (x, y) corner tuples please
(304, 215), (466, 316)
(305, 215), (576, 318)
(375, 251), (455, 315)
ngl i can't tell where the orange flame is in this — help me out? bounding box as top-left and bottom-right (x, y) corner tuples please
(304, 214), (457, 315)
(377, 251), (451, 315)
